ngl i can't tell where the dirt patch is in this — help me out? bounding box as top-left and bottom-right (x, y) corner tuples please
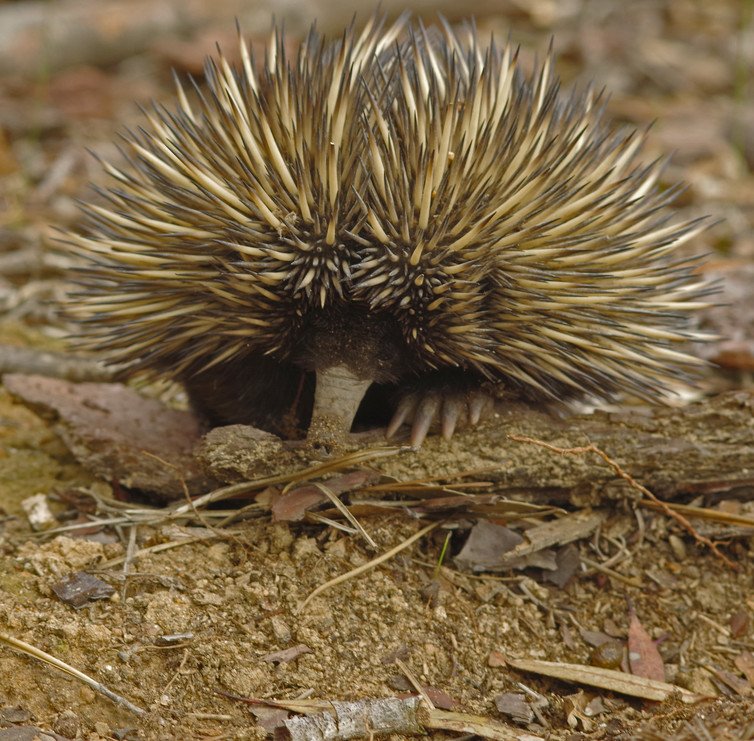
(1, 0), (753, 737)
(1, 388), (754, 739)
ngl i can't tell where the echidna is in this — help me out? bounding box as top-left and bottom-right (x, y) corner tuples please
(68, 15), (713, 448)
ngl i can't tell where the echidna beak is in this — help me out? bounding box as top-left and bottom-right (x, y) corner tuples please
(306, 365), (372, 452)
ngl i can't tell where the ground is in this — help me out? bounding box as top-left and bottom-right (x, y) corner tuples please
(0, 0), (753, 739)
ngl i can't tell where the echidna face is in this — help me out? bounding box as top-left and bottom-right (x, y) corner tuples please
(68, 15), (712, 444)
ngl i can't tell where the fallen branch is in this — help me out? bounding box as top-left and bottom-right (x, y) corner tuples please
(509, 436), (737, 569)
(0, 344), (113, 382)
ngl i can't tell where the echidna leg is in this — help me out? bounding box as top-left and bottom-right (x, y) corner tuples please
(307, 365), (373, 450)
(386, 387), (496, 447)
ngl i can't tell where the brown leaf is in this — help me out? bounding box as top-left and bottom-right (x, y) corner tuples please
(272, 471), (377, 522)
(729, 608), (749, 639)
(734, 652), (754, 685)
(422, 687), (459, 711)
(627, 608), (665, 682)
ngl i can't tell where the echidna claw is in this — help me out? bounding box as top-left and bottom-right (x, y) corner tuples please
(469, 393), (494, 425)
(385, 394), (417, 439)
(387, 388), (496, 447)
(411, 395), (440, 448)
(441, 397), (462, 441)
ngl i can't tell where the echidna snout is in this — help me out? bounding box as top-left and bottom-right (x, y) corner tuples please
(68, 15), (713, 448)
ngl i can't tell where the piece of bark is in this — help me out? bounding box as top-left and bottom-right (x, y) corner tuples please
(196, 424), (284, 483)
(51, 571), (115, 609)
(3, 374), (212, 498)
(494, 693), (534, 725)
(491, 512), (604, 569)
(5, 369), (753, 506)
(377, 392), (754, 506)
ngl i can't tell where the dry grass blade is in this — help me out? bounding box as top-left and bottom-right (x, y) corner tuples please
(99, 533), (225, 569)
(639, 500), (754, 528)
(280, 446), (407, 494)
(359, 468), (498, 497)
(306, 512), (360, 534)
(311, 481), (377, 548)
(581, 556), (643, 588)
(0, 632), (145, 715)
(396, 658), (435, 709)
(298, 521), (440, 612)
(321, 496), (558, 521)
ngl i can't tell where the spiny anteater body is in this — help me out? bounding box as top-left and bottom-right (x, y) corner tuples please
(69, 15), (712, 447)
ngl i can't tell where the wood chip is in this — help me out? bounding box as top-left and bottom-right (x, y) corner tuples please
(492, 511), (604, 569)
(507, 658), (706, 703)
(495, 692), (535, 724)
(260, 645), (312, 665)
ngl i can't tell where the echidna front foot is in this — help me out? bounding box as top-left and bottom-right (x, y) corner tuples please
(386, 386), (496, 448)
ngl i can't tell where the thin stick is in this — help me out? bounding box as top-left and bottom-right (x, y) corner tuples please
(100, 535), (220, 569)
(509, 435), (737, 570)
(396, 658), (435, 709)
(0, 632), (145, 716)
(312, 482), (377, 549)
(298, 521), (440, 612)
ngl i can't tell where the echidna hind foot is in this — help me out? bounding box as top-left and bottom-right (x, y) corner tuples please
(387, 386), (497, 448)
(181, 349), (494, 449)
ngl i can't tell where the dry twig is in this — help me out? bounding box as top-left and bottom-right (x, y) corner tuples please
(509, 435), (737, 569)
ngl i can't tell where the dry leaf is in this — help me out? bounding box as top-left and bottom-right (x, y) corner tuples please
(734, 652), (754, 686)
(627, 607), (665, 682)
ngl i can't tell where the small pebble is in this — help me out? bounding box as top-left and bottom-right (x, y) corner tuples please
(668, 534), (686, 561)
(590, 640), (624, 669)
